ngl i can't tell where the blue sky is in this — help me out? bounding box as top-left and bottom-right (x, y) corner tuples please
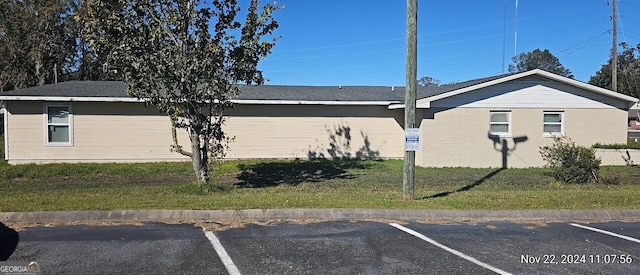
(256, 0), (640, 86)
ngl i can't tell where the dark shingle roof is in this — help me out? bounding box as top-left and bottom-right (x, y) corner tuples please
(418, 73), (514, 98)
(0, 81), (129, 97)
(0, 81), (410, 102)
(236, 85), (406, 101)
(0, 73), (515, 102)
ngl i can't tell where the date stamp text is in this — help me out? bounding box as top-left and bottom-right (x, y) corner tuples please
(521, 254), (634, 264)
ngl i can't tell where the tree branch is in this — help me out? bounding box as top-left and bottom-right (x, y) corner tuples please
(147, 3), (182, 48)
(169, 115), (192, 157)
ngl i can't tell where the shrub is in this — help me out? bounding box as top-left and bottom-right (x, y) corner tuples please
(539, 136), (601, 183)
(592, 140), (640, 150)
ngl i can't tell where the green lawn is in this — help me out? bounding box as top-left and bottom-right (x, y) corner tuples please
(1, 159), (639, 211)
(0, 135), (5, 165)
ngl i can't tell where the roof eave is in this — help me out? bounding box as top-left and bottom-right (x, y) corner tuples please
(0, 96), (144, 102)
(0, 96), (399, 106)
(417, 69), (639, 105)
(233, 99), (399, 105)
(389, 101), (430, 109)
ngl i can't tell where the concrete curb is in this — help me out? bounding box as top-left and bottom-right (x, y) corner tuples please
(3, 209), (640, 224)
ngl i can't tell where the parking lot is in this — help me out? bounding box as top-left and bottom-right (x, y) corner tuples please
(3, 220), (639, 274)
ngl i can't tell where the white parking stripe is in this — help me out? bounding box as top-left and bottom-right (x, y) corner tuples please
(570, 223), (640, 244)
(204, 230), (241, 275)
(389, 223), (513, 275)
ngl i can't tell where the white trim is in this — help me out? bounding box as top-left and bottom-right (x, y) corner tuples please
(414, 69), (639, 109)
(44, 103), (74, 147)
(388, 102), (429, 109)
(542, 111), (564, 138)
(232, 99), (397, 106)
(0, 96), (397, 106)
(1, 101), (7, 161)
(0, 96), (144, 102)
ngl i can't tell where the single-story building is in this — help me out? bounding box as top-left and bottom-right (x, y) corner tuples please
(0, 69), (638, 168)
(629, 104), (640, 130)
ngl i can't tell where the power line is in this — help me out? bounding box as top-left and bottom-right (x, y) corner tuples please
(267, 58), (504, 81)
(556, 30), (611, 57)
(619, 0), (640, 10)
(619, 15), (640, 25)
(266, 34), (503, 61)
(263, 3), (630, 84)
(271, 9), (583, 55)
(271, 24), (504, 54)
(617, 5), (627, 43)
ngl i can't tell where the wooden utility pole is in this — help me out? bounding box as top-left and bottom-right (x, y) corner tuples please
(403, 0), (417, 200)
(612, 0), (618, 92)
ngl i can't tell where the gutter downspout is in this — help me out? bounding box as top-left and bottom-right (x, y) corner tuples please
(1, 100), (7, 161)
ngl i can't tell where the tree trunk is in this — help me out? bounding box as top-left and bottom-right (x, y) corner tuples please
(35, 58), (44, 86)
(189, 130), (209, 185)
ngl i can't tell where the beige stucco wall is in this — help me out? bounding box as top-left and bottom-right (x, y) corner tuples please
(4, 100), (631, 167)
(221, 104), (404, 159)
(416, 107), (629, 168)
(6, 101), (191, 163)
(596, 149), (640, 166)
(5, 101), (404, 164)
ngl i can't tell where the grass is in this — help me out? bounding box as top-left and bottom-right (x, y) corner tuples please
(0, 134), (5, 165)
(1, 159), (639, 212)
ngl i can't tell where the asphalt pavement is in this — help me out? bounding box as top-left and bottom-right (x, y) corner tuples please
(3, 219), (640, 274)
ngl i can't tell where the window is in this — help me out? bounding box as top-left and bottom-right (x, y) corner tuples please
(45, 105), (72, 145)
(543, 112), (563, 137)
(489, 111), (510, 136)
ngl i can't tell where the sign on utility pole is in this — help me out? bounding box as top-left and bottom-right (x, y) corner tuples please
(403, 0), (417, 200)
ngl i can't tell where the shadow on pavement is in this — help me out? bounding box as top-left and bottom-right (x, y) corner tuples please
(0, 222), (19, 260)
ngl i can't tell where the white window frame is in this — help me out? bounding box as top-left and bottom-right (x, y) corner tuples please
(489, 111), (511, 137)
(44, 103), (73, 146)
(543, 111), (564, 138)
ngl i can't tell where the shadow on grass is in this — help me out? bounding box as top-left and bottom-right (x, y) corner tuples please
(235, 159), (372, 188)
(421, 168), (505, 199)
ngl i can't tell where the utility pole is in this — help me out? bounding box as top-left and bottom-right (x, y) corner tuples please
(612, 0), (618, 92)
(403, 0), (417, 200)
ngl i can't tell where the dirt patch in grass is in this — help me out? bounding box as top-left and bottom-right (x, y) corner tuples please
(7, 174), (196, 191)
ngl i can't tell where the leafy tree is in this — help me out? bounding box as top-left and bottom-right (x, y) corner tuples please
(0, 0), (77, 91)
(417, 76), (440, 87)
(88, 0), (279, 185)
(509, 48), (573, 78)
(68, 0), (104, 81)
(589, 43), (640, 98)
(71, 0), (127, 81)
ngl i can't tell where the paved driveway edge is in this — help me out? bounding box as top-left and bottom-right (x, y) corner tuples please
(3, 209), (640, 223)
